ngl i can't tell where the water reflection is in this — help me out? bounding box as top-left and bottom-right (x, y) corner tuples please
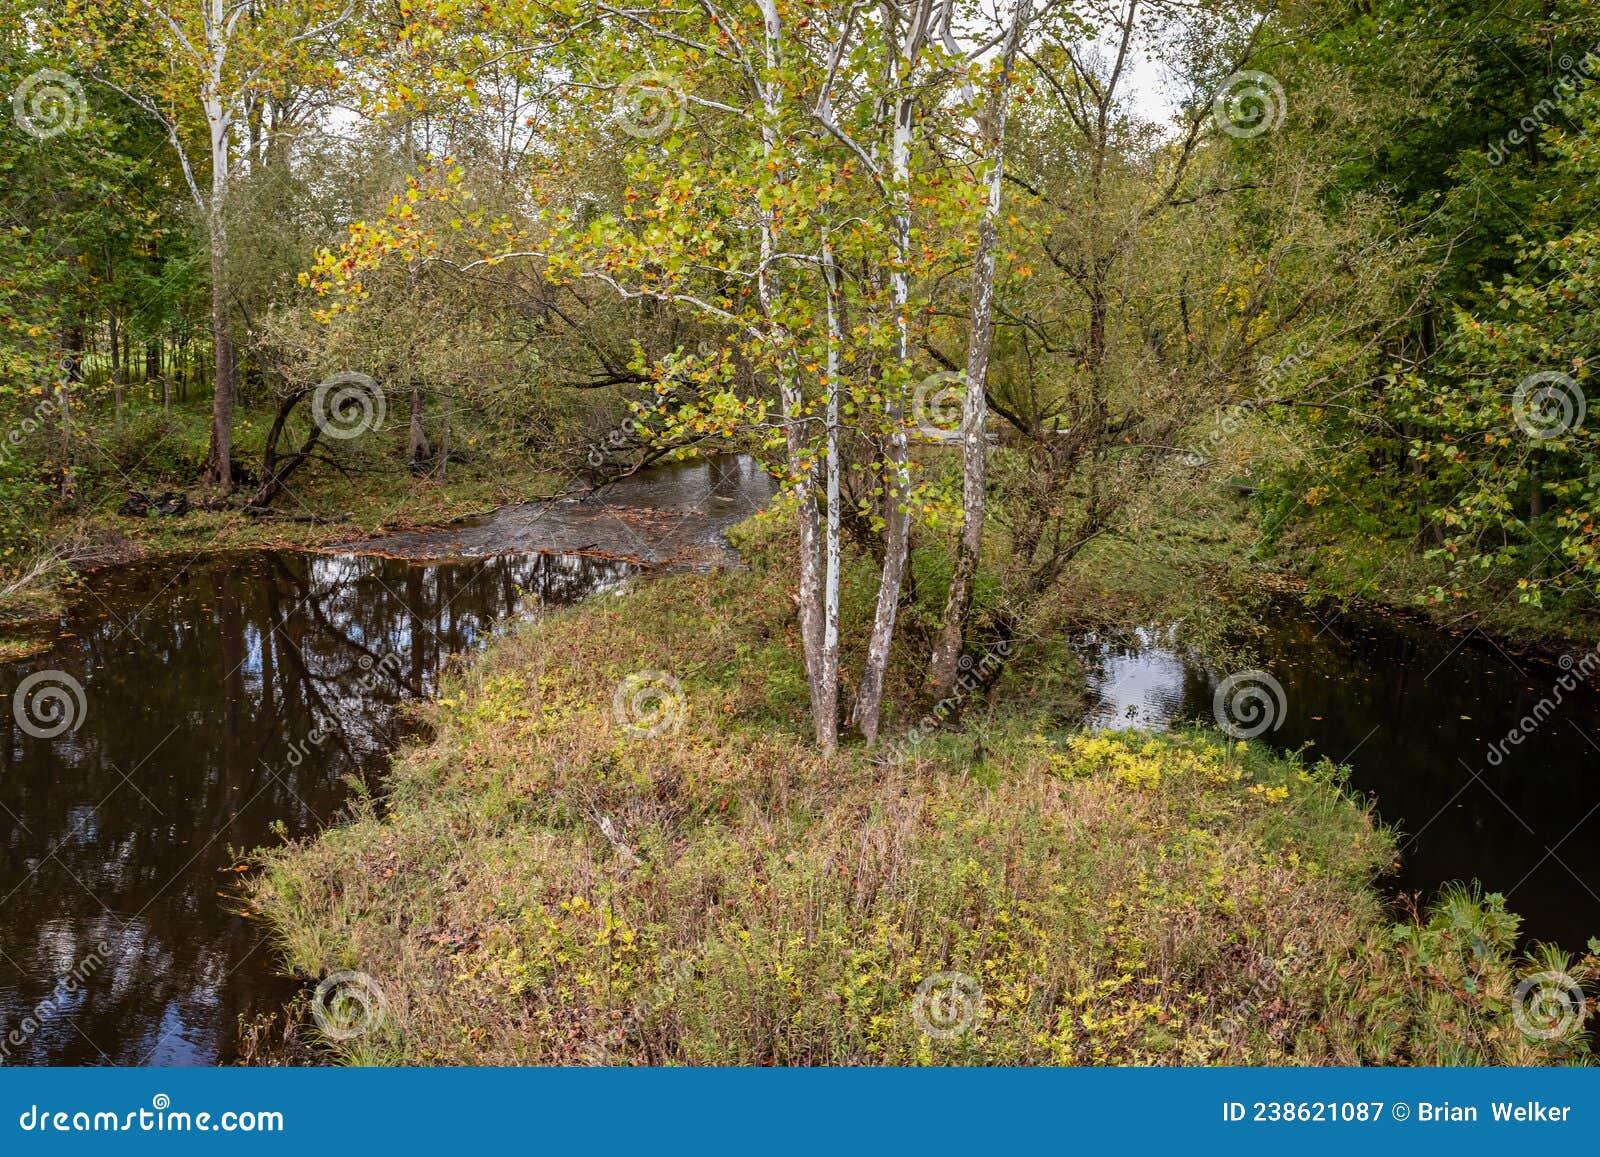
(0, 550), (628, 1065)
(343, 453), (778, 566)
(1077, 626), (1199, 730)
(1079, 602), (1600, 951)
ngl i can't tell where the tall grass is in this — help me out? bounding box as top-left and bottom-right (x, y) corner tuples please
(248, 522), (1594, 1066)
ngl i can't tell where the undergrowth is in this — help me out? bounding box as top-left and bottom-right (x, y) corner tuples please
(248, 520), (1596, 1066)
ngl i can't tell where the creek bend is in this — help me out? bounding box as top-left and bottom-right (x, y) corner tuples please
(1, 456), (1596, 1063)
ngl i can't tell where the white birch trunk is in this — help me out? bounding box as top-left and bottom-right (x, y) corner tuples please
(928, 0), (1033, 697)
(819, 238), (845, 755)
(850, 5), (932, 741)
(201, 0), (236, 487)
(755, 0), (829, 737)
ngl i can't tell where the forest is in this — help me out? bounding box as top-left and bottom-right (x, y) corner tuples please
(2, 0), (1600, 1069)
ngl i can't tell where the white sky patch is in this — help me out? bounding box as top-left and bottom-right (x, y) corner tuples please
(1120, 37), (1186, 125)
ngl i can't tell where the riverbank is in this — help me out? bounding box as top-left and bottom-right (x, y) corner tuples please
(1065, 490), (1600, 675)
(248, 518), (1592, 1066)
(1271, 512), (1600, 660)
(0, 400), (566, 660)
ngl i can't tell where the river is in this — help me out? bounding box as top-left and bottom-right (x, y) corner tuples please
(0, 457), (766, 1065)
(1, 455), (1596, 1064)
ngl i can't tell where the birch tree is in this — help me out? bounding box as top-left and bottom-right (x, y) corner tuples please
(47, 0), (356, 488)
(302, 0), (991, 750)
(926, 0), (1036, 700)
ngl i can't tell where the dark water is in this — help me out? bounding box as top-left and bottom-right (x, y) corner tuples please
(0, 454), (783, 1066)
(1082, 604), (1600, 951)
(3, 447), (1597, 1065)
(0, 549), (631, 1066)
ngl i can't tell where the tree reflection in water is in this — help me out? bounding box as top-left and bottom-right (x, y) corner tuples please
(0, 549), (628, 1065)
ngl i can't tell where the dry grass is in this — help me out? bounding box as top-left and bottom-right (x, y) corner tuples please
(248, 521), (1594, 1066)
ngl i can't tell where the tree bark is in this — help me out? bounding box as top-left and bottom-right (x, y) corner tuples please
(204, 227), (236, 487)
(109, 308), (124, 420)
(817, 239), (845, 756)
(408, 380), (431, 471)
(850, 6), (935, 742)
(247, 387), (320, 509)
(146, 338), (162, 393)
(928, 0), (1032, 697)
(201, 29), (236, 489)
(756, 0), (829, 740)
(56, 380), (74, 503)
(432, 420), (451, 481)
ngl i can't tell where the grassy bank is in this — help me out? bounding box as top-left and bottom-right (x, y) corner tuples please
(248, 519), (1591, 1066)
(1063, 474), (1600, 662)
(0, 397), (563, 657)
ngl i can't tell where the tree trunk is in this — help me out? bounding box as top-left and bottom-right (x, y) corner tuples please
(62, 325), (84, 383)
(850, 71), (924, 744)
(792, 444), (828, 733)
(756, 0), (828, 738)
(928, 0), (1032, 698)
(817, 239), (845, 756)
(202, 75), (236, 488)
(56, 380), (74, 503)
(408, 381), (431, 471)
(109, 309), (123, 421)
(203, 212), (235, 488)
(248, 387), (320, 509)
(432, 420), (451, 481)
